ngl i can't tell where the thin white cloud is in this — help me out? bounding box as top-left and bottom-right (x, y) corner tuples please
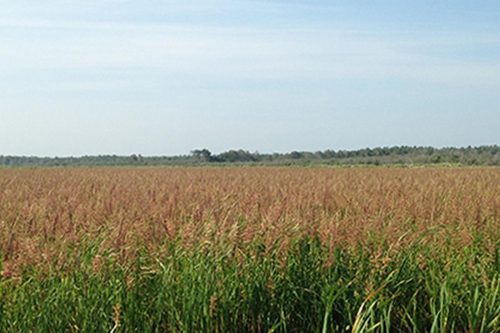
(1, 18), (499, 88)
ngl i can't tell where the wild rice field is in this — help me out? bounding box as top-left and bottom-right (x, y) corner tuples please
(0, 167), (499, 332)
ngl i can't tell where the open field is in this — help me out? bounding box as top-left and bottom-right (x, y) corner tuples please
(0, 167), (499, 332)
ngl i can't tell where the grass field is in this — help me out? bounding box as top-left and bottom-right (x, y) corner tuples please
(0, 167), (499, 332)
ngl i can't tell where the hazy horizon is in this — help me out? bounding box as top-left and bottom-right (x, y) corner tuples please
(2, 1), (500, 156)
(1, 144), (498, 160)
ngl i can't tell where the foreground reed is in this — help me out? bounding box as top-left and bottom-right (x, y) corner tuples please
(0, 167), (498, 332)
(1, 236), (498, 332)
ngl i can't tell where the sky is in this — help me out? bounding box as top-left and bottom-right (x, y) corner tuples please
(1, 0), (499, 156)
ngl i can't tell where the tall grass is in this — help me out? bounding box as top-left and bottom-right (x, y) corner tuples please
(1, 236), (498, 332)
(0, 167), (498, 331)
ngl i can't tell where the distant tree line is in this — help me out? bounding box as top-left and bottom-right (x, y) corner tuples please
(0, 145), (498, 167)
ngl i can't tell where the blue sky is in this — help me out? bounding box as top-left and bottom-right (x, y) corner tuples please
(1, 0), (499, 156)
